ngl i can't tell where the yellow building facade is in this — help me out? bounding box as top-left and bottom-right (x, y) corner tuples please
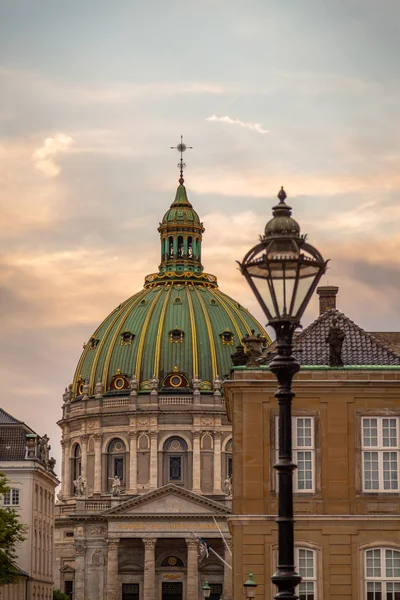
(225, 289), (400, 600)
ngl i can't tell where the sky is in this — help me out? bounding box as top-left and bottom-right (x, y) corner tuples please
(1, 0), (400, 472)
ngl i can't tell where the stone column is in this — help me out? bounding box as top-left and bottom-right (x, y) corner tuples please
(93, 434), (102, 494)
(223, 539), (233, 600)
(143, 538), (157, 600)
(149, 433), (158, 490)
(60, 439), (67, 497)
(63, 440), (71, 497)
(186, 538), (199, 600)
(213, 431), (223, 494)
(107, 538), (120, 600)
(129, 431), (138, 494)
(192, 432), (201, 493)
(80, 435), (88, 482)
(74, 542), (86, 600)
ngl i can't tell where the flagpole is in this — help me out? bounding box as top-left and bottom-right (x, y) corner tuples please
(213, 517), (232, 556)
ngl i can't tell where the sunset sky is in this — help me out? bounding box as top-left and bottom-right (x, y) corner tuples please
(1, 0), (400, 469)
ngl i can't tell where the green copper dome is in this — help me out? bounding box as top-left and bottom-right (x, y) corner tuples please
(72, 182), (269, 397)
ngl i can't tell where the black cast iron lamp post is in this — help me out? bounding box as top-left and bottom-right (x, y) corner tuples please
(238, 187), (327, 600)
(243, 571), (258, 599)
(202, 580), (211, 600)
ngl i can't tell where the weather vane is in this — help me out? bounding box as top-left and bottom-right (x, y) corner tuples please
(171, 135), (193, 184)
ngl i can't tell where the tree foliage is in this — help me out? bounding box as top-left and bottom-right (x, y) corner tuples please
(0, 473), (27, 586)
(53, 590), (71, 600)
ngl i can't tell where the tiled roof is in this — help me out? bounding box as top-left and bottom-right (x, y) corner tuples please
(0, 426), (27, 460)
(261, 310), (400, 366)
(369, 332), (400, 356)
(0, 408), (23, 425)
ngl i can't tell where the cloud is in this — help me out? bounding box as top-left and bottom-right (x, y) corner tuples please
(32, 134), (74, 177)
(205, 115), (269, 134)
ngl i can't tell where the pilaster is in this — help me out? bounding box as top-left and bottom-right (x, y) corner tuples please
(149, 432), (158, 490)
(106, 538), (120, 600)
(192, 432), (201, 493)
(224, 539), (233, 600)
(186, 538), (199, 600)
(93, 433), (102, 494)
(129, 431), (138, 494)
(74, 542), (86, 600)
(213, 431), (223, 494)
(80, 434), (88, 482)
(143, 538), (157, 600)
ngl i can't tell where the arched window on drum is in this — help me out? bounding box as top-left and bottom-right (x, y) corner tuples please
(71, 444), (81, 493)
(163, 437), (188, 487)
(107, 438), (126, 491)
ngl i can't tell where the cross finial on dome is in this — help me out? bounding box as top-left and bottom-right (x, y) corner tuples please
(170, 135), (193, 185)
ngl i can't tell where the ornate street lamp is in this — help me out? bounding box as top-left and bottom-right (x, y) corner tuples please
(202, 580), (211, 600)
(243, 571), (258, 599)
(238, 187), (327, 600)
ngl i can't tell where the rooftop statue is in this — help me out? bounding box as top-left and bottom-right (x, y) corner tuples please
(326, 318), (346, 367)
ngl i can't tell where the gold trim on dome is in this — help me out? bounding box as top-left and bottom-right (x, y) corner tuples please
(135, 285), (166, 382)
(114, 376), (125, 390)
(144, 271), (218, 288)
(170, 375), (183, 388)
(193, 285), (218, 380)
(75, 291), (142, 395)
(208, 288), (243, 341)
(153, 284), (173, 378)
(97, 288), (149, 391)
(185, 285), (198, 379)
(217, 290), (254, 336)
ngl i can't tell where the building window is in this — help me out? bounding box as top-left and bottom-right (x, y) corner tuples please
(107, 438), (126, 490)
(163, 437), (187, 486)
(297, 548), (317, 600)
(365, 548), (400, 599)
(362, 417), (399, 492)
(169, 456), (182, 481)
(64, 580), (74, 599)
(275, 417), (315, 492)
(220, 330), (234, 345)
(3, 488), (20, 506)
(72, 444), (82, 482)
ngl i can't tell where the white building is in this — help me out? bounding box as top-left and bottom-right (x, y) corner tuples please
(0, 408), (59, 600)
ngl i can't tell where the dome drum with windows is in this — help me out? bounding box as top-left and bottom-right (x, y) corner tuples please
(71, 181), (268, 399)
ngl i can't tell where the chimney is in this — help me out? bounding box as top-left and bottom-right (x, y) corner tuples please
(316, 286), (338, 315)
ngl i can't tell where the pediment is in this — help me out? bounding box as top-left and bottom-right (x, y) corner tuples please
(104, 484), (230, 517)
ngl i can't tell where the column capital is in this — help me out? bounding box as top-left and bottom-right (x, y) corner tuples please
(185, 538), (198, 550)
(107, 538), (120, 550)
(142, 538), (157, 550)
(192, 431), (201, 439)
(93, 432), (102, 440)
(80, 434), (89, 443)
(129, 430), (138, 439)
(213, 430), (222, 439)
(150, 431), (158, 439)
(75, 543), (86, 556)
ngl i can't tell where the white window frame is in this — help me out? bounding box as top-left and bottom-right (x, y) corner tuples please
(362, 417), (400, 492)
(364, 547), (400, 599)
(3, 488), (20, 506)
(296, 547), (317, 600)
(275, 416), (315, 493)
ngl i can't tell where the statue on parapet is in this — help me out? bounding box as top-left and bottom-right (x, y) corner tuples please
(109, 475), (121, 496)
(224, 475), (232, 498)
(73, 475), (87, 497)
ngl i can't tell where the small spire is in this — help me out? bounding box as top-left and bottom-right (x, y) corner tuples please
(170, 135), (193, 185)
(277, 186), (287, 203)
